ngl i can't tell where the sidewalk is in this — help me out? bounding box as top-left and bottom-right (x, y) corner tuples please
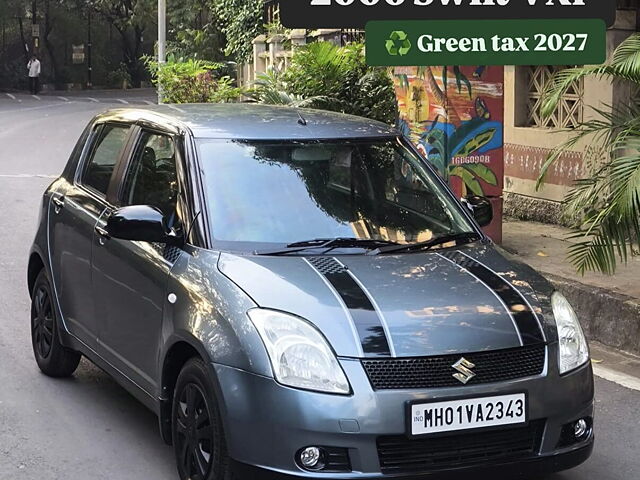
(502, 219), (640, 356)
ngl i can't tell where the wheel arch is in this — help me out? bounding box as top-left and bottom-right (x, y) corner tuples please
(27, 252), (46, 298)
(158, 337), (214, 444)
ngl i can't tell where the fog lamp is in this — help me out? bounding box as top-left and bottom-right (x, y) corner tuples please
(299, 447), (323, 469)
(574, 419), (588, 439)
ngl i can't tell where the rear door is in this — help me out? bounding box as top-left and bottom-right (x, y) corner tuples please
(48, 123), (132, 350)
(92, 128), (184, 393)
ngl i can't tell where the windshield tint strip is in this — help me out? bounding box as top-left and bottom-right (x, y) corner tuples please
(441, 251), (545, 345)
(306, 257), (392, 357)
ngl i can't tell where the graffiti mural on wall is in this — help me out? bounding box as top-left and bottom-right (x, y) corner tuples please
(393, 66), (504, 199)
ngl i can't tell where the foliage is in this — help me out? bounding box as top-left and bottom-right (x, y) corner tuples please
(166, 0), (226, 61)
(213, 0), (264, 63)
(106, 63), (132, 88)
(144, 55), (243, 103)
(538, 33), (640, 274)
(0, 0), (232, 89)
(251, 42), (397, 125)
(89, 0), (156, 86)
(167, 25), (224, 61)
(264, 21), (290, 38)
(251, 70), (307, 106)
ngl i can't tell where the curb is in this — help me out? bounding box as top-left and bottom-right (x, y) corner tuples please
(545, 273), (640, 357)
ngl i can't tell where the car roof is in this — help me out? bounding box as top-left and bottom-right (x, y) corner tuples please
(94, 103), (399, 140)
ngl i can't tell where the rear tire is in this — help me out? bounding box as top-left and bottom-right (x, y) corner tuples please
(30, 270), (81, 377)
(172, 358), (236, 480)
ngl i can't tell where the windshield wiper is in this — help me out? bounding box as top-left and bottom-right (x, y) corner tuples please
(254, 237), (400, 256)
(367, 232), (482, 256)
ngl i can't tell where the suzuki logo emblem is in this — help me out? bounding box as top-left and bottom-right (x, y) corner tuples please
(452, 357), (476, 384)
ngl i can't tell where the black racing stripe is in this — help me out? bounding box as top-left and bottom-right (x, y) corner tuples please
(308, 257), (391, 357)
(442, 252), (545, 345)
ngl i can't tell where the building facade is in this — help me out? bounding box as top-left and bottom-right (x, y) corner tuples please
(503, 3), (639, 224)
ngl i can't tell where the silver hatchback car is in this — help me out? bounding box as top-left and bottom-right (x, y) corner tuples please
(28, 104), (593, 480)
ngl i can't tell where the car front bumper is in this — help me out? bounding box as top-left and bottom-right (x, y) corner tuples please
(212, 346), (594, 479)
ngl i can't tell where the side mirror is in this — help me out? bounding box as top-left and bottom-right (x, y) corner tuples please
(462, 195), (493, 227)
(106, 205), (180, 244)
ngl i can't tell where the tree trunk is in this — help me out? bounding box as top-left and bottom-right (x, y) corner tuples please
(17, 17), (28, 64)
(115, 25), (143, 88)
(31, 0), (38, 54)
(43, 0), (58, 84)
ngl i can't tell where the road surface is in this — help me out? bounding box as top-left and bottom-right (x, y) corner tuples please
(0, 94), (638, 480)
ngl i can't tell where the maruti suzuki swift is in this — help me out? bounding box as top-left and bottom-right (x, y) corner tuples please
(28, 104), (594, 480)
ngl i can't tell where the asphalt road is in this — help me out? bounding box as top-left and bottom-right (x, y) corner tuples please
(0, 95), (639, 480)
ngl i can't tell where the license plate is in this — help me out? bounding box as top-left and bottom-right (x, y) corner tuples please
(409, 393), (526, 436)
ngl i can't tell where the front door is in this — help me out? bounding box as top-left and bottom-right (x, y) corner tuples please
(92, 130), (183, 394)
(48, 123), (131, 350)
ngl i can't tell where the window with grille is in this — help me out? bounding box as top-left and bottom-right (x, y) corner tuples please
(525, 65), (584, 129)
(264, 0), (280, 24)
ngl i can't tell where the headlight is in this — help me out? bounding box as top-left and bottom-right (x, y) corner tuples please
(552, 292), (589, 374)
(247, 309), (351, 394)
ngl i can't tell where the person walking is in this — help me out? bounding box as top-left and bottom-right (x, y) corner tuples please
(27, 55), (41, 95)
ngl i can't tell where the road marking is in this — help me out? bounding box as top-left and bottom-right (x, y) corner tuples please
(0, 101), (78, 114)
(57, 96), (69, 102)
(0, 174), (57, 178)
(593, 364), (640, 392)
(165, 104), (186, 113)
(32, 95), (41, 100)
(117, 99), (129, 104)
(86, 97), (99, 103)
(143, 100), (155, 105)
(5, 93), (16, 100)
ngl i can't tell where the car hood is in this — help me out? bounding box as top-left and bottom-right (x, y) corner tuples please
(217, 244), (549, 358)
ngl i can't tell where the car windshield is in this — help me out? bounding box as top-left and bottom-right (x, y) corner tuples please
(197, 138), (476, 251)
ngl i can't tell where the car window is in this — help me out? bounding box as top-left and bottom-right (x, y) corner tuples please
(198, 139), (474, 247)
(121, 131), (178, 219)
(83, 124), (129, 195)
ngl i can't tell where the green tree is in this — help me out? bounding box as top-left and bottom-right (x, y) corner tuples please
(89, 0), (156, 86)
(252, 41), (397, 125)
(212, 0), (263, 63)
(144, 55), (243, 103)
(538, 33), (640, 275)
(167, 0), (226, 60)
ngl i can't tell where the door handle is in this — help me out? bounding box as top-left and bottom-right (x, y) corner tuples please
(95, 225), (110, 243)
(52, 195), (64, 213)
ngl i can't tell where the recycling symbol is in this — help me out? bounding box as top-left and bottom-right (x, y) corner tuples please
(385, 31), (411, 56)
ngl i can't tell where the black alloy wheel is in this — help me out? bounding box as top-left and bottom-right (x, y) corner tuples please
(172, 358), (235, 480)
(32, 284), (54, 359)
(30, 270), (81, 377)
(175, 382), (214, 479)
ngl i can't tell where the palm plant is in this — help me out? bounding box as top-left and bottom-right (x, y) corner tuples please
(250, 69), (347, 110)
(250, 42), (397, 125)
(538, 34), (640, 274)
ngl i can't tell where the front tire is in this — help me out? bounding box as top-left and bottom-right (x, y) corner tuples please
(30, 270), (81, 377)
(172, 358), (235, 480)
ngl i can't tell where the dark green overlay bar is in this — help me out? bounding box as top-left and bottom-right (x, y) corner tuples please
(366, 19), (606, 66)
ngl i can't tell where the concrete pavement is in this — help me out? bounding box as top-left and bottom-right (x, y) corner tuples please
(0, 95), (639, 480)
(503, 219), (640, 356)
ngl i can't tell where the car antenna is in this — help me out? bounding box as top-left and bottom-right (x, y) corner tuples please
(297, 111), (307, 126)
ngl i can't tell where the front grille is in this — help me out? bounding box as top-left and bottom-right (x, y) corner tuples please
(377, 420), (545, 474)
(362, 345), (546, 390)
